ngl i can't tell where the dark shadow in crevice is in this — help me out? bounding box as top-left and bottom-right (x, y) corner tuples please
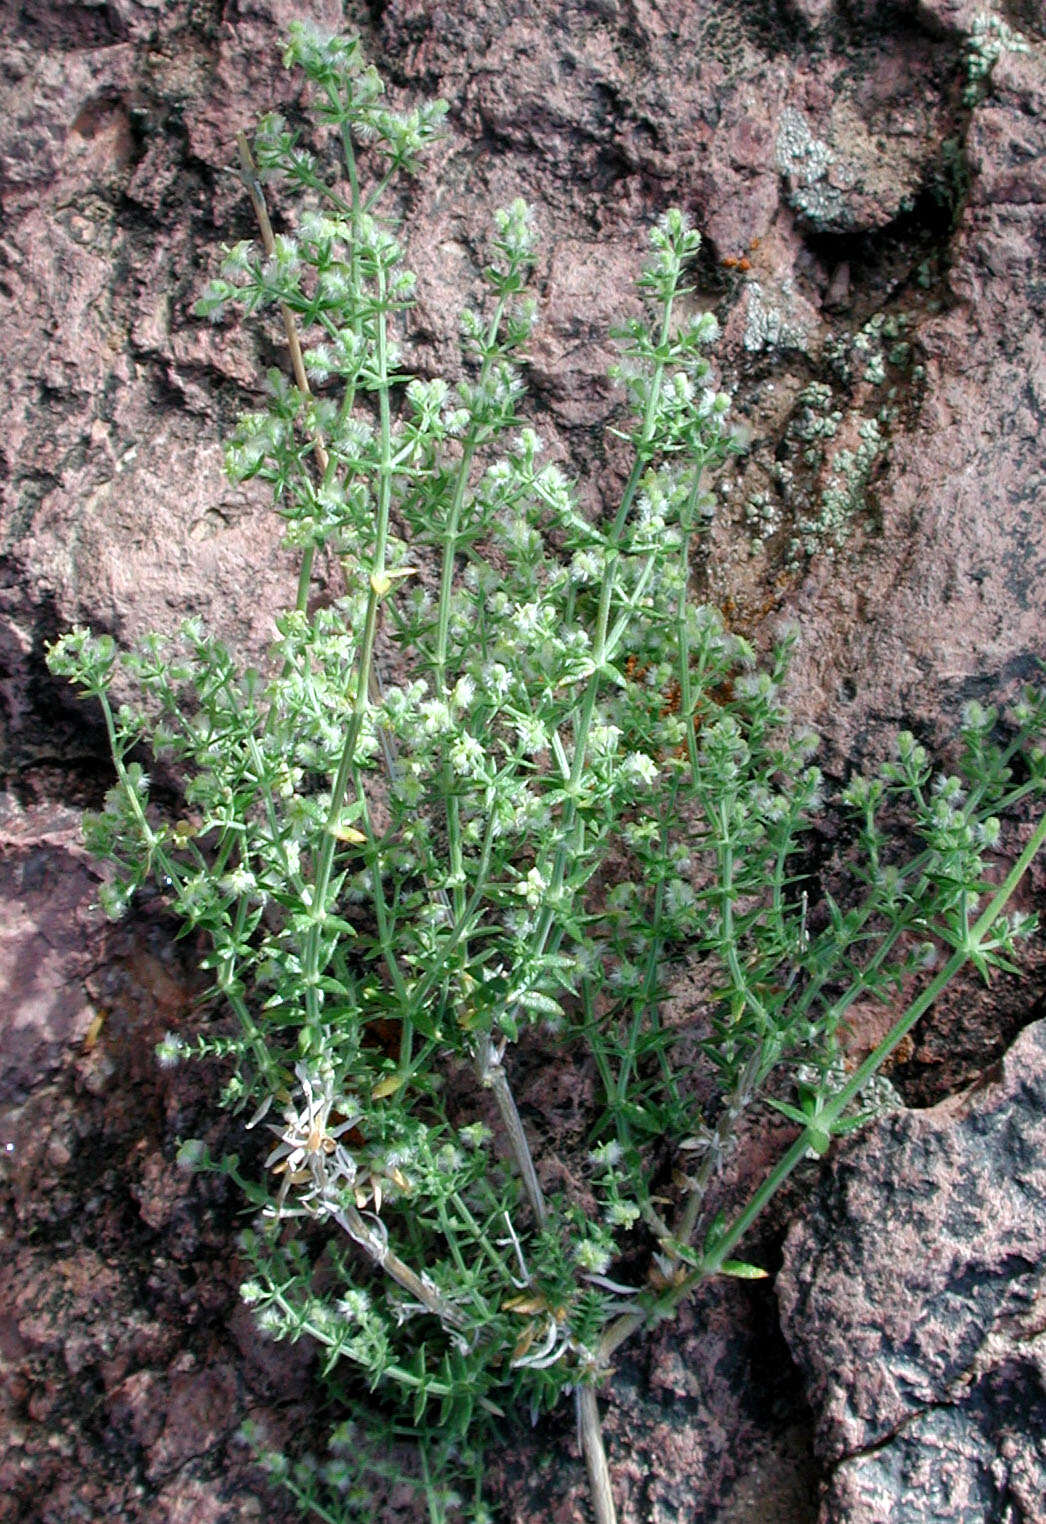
(801, 170), (967, 326)
(14, 0), (127, 49)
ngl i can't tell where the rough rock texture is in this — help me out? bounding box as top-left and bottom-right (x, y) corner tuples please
(0, 798), (309, 1523)
(3, 0), (1046, 1520)
(778, 1018), (1046, 1524)
(0, 794), (101, 1104)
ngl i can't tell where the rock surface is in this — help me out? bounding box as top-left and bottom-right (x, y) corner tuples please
(778, 1018), (1046, 1524)
(3, 0), (1046, 1520)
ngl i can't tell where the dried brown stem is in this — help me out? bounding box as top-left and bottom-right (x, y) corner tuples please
(235, 130), (327, 473)
(475, 1032), (548, 1227)
(577, 1385), (618, 1524)
(332, 1204), (467, 1330)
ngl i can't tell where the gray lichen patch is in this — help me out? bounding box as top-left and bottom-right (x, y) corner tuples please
(741, 277), (819, 355)
(735, 309), (925, 571)
(775, 107), (848, 231)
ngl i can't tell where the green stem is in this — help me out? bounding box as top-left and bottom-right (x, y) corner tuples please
(432, 296), (507, 926)
(605, 804), (1046, 1354)
(99, 693), (274, 1082)
(349, 759), (411, 1010)
(715, 803), (773, 1032)
(266, 1283), (456, 1396)
(528, 287), (679, 962)
(300, 258), (396, 1049)
(449, 1191), (516, 1282)
(419, 1445), (443, 1524)
(787, 761), (1045, 1040)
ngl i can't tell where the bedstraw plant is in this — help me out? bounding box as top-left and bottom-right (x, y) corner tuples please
(48, 25), (1046, 1524)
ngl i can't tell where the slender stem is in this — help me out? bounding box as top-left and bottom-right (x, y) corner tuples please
(539, 277), (684, 1524)
(674, 1053), (760, 1248)
(528, 286), (679, 965)
(432, 295), (507, 926)
(348, 758), (412, 1009)
(597, 809), (1046, 1366)
(436, 1199), (470, 1277)
(484, 277), (684, 1523)
(642, 807), (1046, 1333)
(477, 1033), (547, 1225)
(341, 121), (362, 222)
(418, 1445), (443, 1524)
(576, 1385), (618, 1524)
(298, 253), (395, 1046)
(404, 288), (556, 1231)
(784, 755), (1044, 1039)
(99, 693), (277, 1083)
(236, 131), (323, 613)
(449, 1190), (516, 1281)
(266, 1281), (456, 1398)
(713, 801), (775, 1041)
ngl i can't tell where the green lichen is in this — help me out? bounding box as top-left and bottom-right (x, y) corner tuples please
(963, 12), (1031, 106)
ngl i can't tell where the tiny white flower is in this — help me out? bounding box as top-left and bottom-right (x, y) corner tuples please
(514, 714), (549, 755)
(514, 867), (548, 908)
(419, 698), (452, 735)
(336, 1289), (372, 1321)
(515, 602), (542, 636)
(574, 1237), (612, 1274)
(605, 1200), (641, 1229)
(459, 1122), (491, 1149)
(569, 549), (602, 584)
(589, 723), (622, 757)
(156, 1030), (187, 1068)
(451, 674), (476, 711)
(219, 866), (257, 898)
(449, 732), (487, 779)
(255, 1305), (284, 1336)
(483, 662), (511, 701)
(621, 751), (659, 788)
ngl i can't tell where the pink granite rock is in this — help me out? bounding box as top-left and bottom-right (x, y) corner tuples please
(778, 1018), (1046, 1523)
(0, 796), (101, 1103)
(3, 0), (1046, 1520)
